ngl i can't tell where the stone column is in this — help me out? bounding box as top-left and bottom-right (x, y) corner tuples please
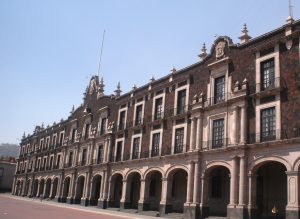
(36, 181), (41, 197)
(193, 161), (200, 204)
(240, 105), (247, 144)
(82, 172), (90, 205)
(248, 173), (257, 216)
(12, 176), (16, 195)
(238, 156), (246, 206)
(189, 118), (196, 151)
(230, 157), (238, 206)
(232, 106), (238, 145)
(56, 174), (63, 201)
(186, 161), (195, 203)
(120, 180), (128, 209)
(160, 178), (170, 214)
(49, 181), (54, 199)
(195, 116), (203, 150)
(138, 179), (147, 211)
(286, 171), (299, 219)
(107, 137), (112, 162)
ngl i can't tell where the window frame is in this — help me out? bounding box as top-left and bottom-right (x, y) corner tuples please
(130, 133), (142, 159)
(171, 123), (187, 154)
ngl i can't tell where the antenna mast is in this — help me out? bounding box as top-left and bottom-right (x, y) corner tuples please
(97, 30), (106, 78)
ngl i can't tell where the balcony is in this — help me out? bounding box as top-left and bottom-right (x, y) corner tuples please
(248, 129), (300, 144)
(249, 77), (286, 98)
(202, 138), (230, 149)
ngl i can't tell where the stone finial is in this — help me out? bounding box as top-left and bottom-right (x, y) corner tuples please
(192, 94), (198, 104)
(239, 24), (251, 44)
(114, 82), (122, 97)
(199, 92), (204, 102)
(70, 105), (75, 114)
(285, 16), (294, 36)
(198, 43), (207, 60)
(150, 76), (155, 83)
(97, 77), (105, 99)
(41, 123), (44, 129)
(132, 84), (137, 91)
(171, 66), (176, 74)
(22, 132), (26, 139)
(242, 78), (248, 89)
(234, 81), (240, 92)
(53, 121), (56, 126)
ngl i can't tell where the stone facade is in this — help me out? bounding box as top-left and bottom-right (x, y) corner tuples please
(13, 19), (300, 219)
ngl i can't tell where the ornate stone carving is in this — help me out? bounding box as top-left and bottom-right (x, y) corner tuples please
(215, 41), (226, 58)
(286, 39), (293, 50)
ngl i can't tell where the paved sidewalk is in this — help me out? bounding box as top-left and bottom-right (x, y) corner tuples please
(0, 193), (160, 219)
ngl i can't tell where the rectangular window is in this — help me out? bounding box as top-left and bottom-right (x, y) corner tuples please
(49, 156), (53, 170)
(214, 76), (225, 104)
(116, 141), (123, 162)
(40, 140), (44, 149)
(132, 137), (140, 159)
(56, 154), (61, 169)
(154, 97), (163, 120)
(212, 118), (225, 148)
(52, 135), (57, 147)
(43, 158), (47, 171)
(119, 111), (126, 130)
(261, 107), (276, 142)
(59, 132), (64, 146)
(97, 145), (103, 164)
(174, 128), (184, 154)
(84, 124), (90, 140)
(261, 58), (275, 90)
(71, 129), (76, 143)
(177, 90), (186, 115)
(100, 118), (107, 135)
(68, 151), (73, 167)
(151, 133), (160, 157)
(81, 148), (87, 166)
(45, 138), (50, 148)
(135, 105), (143, 126)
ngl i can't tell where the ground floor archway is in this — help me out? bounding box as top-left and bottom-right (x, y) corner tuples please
(90, 174), (102, 206)
(255, 161), (287, 219)
(74, 175), (85, 204)
(205, 166), (230, 217)
(109, 173), (123, 208)
(145, 171), (162, 211)
(51, 178), (59, 199)
(38, 179), (45, 197)
(44, 178), (51, 198)
(62, 177), (71, 202)
(32, 179), (39, 197)
(126, 172), (141, 209)
(167, 168), (188, 213)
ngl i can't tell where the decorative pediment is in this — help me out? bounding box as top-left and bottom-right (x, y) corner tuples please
(210, 36), (233, 60)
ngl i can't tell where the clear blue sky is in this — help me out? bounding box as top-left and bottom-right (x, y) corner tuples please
(0, 0), (298, 144)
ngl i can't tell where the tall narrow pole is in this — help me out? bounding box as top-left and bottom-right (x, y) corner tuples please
(97, 30), (106, 78)
(289, 0), (293, 18)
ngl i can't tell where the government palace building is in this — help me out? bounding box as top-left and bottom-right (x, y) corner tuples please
(13, 17), (300, 219)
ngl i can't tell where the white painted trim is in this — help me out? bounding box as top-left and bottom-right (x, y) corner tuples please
(209, 65), (228, 104)
(149, 128), (163, 157)
(130, 133), (143, 159)
(207, 112), (227, 149)
(171, 123), (188, 154)
(115, 138), (125, 161)
(174, 83), (190, 115)
(52, 133), (57, 146)
(152, 92), (166, 120)
(255, 44), (280, 93)
(255, 97), (281, 142)
(133, 100), (145, 125)
(117, 108), (128, 130)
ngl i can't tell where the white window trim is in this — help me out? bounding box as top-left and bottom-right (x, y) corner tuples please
(94, 144), (104, 161)
(133, 100), (145, 125)
(130, 133), (142, 159)
(67, 150), (73, 166)
(255, 97), (281, 142)
(49, 155), (54, 168)
(99, 117), (108, 135)
(171, 123), (188, 154)
(174, 84), (190, 115)
(80, 146), (87, 164)
(207, 112), (227, 149)
(59, 131), (65, 146)
(152, 92), (166, 121)
(56, 153), (62, 168)
(46, 136), (50, 148)
(117, 107), (128, 130)
(82, 123), (91, 140)
(52, 133), (57, 146)
(40, 139), (44, 149)
(149, 128), (163, 157)
(115, 138), (125, 161)
(255, 44), (280, 93)
(208, 65), (229, 104)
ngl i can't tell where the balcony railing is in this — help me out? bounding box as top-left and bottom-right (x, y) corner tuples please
(174, 144), (184, 154)
(248, 129), (300, 144)
(202, 138), (230, 149)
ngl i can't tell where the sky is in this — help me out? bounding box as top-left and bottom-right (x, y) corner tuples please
(0, 0), (299, 144)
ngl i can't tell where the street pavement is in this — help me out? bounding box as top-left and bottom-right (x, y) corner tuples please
(0, 194), (158, 219)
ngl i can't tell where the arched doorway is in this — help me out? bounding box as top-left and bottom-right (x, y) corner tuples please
(15, 181), (21, 196)
(145, 171), (162, 211)
(32, 179), (39, 197)
(74, 176), (85, 204)
(109, 173), (123, 208)
(38, 179), (45, 197)
(126, 172), (141, 209)
(44, 178), (51, 198)
(255, 161), (287, 219)
(90, 174), (102, 206)
(62, 177), (71, 203)
(206, 166), (230, 217)
(25, 179), (30, 196)
(51, 178), (59, 199)
(167, 169), (188, 213)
